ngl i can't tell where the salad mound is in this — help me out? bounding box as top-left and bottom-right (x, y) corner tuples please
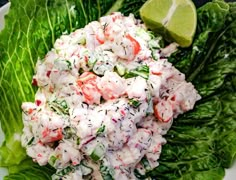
(21, 12), (200, 179)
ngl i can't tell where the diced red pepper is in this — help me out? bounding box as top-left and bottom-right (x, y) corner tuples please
(35, 100), (42, 106)
(46, 71), (51, 77)
(77, 72), (97, 87)
(77, 72), (101, 104)
(32, 78), (38, 86)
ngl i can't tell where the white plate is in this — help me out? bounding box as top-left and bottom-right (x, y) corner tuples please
(0, 2), (10, 31)
(0, 2), (235, 180)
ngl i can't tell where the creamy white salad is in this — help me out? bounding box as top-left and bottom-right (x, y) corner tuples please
(21, 12), (201, 180)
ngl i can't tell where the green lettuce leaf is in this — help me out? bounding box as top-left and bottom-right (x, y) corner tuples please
(148, 1), (236, 179)
(4, 158), (55, 180)
(0, 0), (235, 179)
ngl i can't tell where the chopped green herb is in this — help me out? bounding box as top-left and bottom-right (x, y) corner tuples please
(129, 99), (141, 108)
(80, 160), (93, 176)
(66, 60), (72, 70)
(90, 143), (106, 161)
(49, 155), (58, 167)
(100, 162), (114, 180)
(114, 64), (126, 76)
(96, 125), (106, 136)
(124, 65), (149, 79)
(52, 166), (74, 179)
(141, 157), (151, 171)
(27, 137), (35, 146)
(76, 137), (80, 145)
(63, 126), (73, 139)
(49, 99), (69, 115)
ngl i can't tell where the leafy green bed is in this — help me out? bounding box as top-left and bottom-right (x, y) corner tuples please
(0, 0), (235, 179)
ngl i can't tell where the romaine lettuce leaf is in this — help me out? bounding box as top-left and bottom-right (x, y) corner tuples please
(4, 158), (55, 180)
(0, 0), (235, 180)
(149, 1), (236, 179)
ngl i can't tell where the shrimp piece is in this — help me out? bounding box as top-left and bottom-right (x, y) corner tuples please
(21, 102), (37, 115)
(126, 76), (148, 100)
(69, 29), (86, 45)
(39, 112), (64, 143)
(97, 71), (126, 100)
(34, 89), (47, 107)
(92, 50), (117, 75)
(33, 60), (50, 87)
(41, 127), (63, 143)
(77, 72), (101, 105)
(148, 74), (162, 100)
(100, 12), (123, 41)
(146, 133), (166, 168)
(154, 100), (173, 123)
(44, 50), (59, 69)
(109, 128), (152, 168)
(54, 35), (82, 59)
(28, 109), (64, 143)
(27, 143), (52, 166)
(84, 21), (105, 50)
(50, 141), (81, 168)
(111, 34), (141, 61)
(168, 82), (201, 115)
(160, 42), (178, 57)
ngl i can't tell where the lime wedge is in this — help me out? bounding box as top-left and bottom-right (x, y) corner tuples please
(140, 0), (197, 47)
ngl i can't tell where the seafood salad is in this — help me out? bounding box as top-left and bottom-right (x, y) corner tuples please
(21, 12), (201, 179)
